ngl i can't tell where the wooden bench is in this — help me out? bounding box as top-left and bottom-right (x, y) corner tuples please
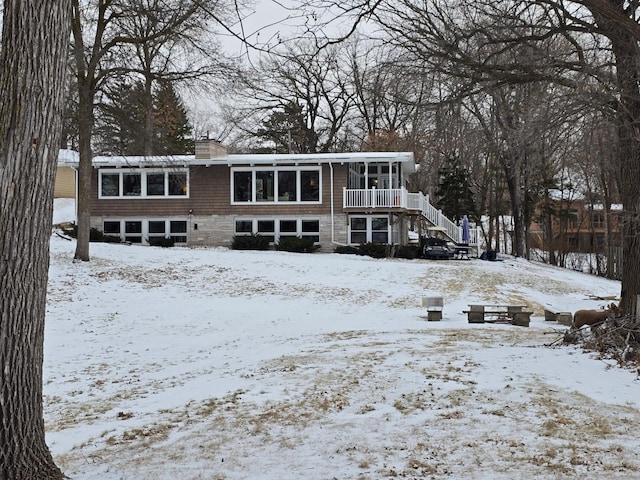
(544, 306), (573, 326)
(463, 304), (532, 327)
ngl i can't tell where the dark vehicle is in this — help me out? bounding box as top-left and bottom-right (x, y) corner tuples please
(423, 244), (454, 260)
(420, 236), (454, 259)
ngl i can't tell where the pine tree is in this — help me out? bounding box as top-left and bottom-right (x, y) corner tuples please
(434, 155), (477, 222)
(94, 80), (193, 155)
(256, 102), (317, 153)
(95, 81), (147, 155)
(154, 82), (194, 155)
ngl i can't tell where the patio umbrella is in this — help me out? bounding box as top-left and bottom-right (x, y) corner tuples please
(461, 215), (470, 244)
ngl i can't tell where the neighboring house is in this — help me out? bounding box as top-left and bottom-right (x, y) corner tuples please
(55, 149), (79, 198)
(529, 199), (623, 253)
(57, 140), (478, 252)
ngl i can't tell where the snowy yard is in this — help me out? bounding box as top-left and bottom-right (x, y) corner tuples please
(45, 203), (640, 479)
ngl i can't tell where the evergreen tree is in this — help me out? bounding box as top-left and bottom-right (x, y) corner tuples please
(434, 155), (477, 222)
(256, 102), (317, 153)
(94, 80), (193, 155)
(95, 81), (147, 155)
(154, 82), (194, 155)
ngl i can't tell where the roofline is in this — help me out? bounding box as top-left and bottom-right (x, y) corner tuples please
(57, 151), (417, 171)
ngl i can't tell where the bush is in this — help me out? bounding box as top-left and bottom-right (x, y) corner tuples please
(337, 244), (419, 259)
(148, 237), (175, 248)
(276, 236), (318, 253)
(231, 233), (270, 250)
(395, 245), (421, 259)
(357, 242), (389, 259)
(62, 225), (121, 243)
(334, 245), (359, 255)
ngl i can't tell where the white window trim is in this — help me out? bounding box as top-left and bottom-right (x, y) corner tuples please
(98, 168), (189, 199)
(230, 166), (321, 205)
(348, 215), (390, 244)
(102, 218), (189, 245)
(234, 217), (321, 243)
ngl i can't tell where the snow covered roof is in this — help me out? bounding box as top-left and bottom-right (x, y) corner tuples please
(591, 203), (623, 211)
(57, 150), (416, 172)
(57, 149), (79, 164)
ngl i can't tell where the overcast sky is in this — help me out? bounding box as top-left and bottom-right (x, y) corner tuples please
(220, 0), (363, 58)
(221, 0), (311, 57)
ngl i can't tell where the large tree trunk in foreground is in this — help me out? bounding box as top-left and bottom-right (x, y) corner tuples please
(592, 6), (640, 316)
(0, 1), (71, 478)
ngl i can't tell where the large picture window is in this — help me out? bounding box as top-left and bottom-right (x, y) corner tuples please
(278, 171), (296, 201)
(231, 167), (321, 204)
(101, 174), (120, 197)
(256, 171), (274, 202)
(122, 173), (141, 196)
(98, 169), (188, 198)
(233, 171), (252, 202)
(147, 173), (165, 196)
(300, 171), (320, 201)
(168, 173), (187, 196)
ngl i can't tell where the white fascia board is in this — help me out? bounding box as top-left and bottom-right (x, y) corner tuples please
(201, 152), (416, 171)
(63, 151), (416, 172)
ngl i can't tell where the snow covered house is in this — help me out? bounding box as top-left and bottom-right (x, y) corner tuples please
(57, 140), (477, 251)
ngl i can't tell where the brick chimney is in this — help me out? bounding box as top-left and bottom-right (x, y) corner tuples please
(194, 139), (228, 159)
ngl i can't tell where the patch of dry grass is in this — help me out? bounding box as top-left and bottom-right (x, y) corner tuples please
(50, 315), (640, 480)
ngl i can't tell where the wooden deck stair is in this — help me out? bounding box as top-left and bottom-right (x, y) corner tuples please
(343, 187), (480, 252)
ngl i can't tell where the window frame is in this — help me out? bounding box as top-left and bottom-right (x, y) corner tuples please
(230, 166), (322, 205)
(102, 218), (189, 245)
(234, 217), (321, 244)
(98, 168), (189, 199)
(348, 215), (390, 245)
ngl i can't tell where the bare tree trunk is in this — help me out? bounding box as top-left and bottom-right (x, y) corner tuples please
(502, 157), (527, 257)
(593, 10), (640, 315)
(143, 72), (155, 156)
(71, 0), (94, 262)
(542, 189), (557, 265)
(74, 83), (94, 261)
(0, 1), (70, 478)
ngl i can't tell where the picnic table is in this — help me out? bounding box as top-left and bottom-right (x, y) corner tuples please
(463, 304), (532, 327)
(453, 245), (470, 260)
(544, 306), (573, 326)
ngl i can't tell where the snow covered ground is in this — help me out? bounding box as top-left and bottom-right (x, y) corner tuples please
(45, 200), (640, 479)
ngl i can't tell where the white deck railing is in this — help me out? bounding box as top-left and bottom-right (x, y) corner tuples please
(342, 187), (405, 209)
(344, 187), (480, 246)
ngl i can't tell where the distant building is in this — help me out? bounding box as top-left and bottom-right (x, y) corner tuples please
(529, 199), (622, 253)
